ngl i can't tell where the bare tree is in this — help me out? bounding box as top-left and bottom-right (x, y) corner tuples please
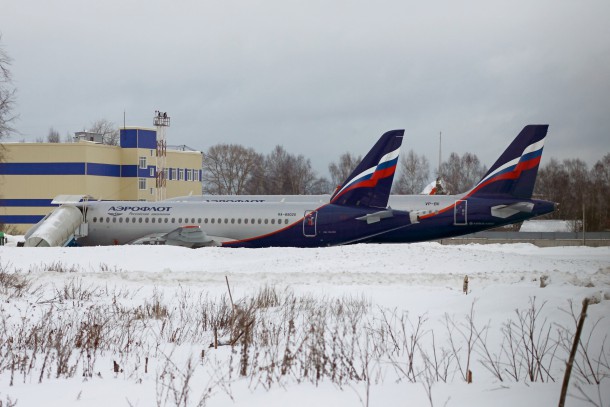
(535, 158), (568, 219)
(202, 144), (263, 194)
(89, 119), (120, 145)
(590, 153), (610, 231)
(329, 152), (361, 190)
(249, 145), (320, 194)
(47, 127), (60, 143)
(439, 152), (486, 194)
(0, 34), (18, 160)
(393, 150), (430, 194)
(535, 158), (601, 229)
(309, 177), (332, 195)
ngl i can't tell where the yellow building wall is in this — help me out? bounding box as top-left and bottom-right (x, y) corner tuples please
(1, 138), (202, 234)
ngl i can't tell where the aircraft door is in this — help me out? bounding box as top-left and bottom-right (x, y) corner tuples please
(303, 210), (318, 237)
(454, 200), (467, 225)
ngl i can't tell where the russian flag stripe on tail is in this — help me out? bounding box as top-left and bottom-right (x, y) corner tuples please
(331, 130), (403, 208)
(467, 125), (548, 199)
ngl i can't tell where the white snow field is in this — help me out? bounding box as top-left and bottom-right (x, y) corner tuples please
(1, 242), (609, 407)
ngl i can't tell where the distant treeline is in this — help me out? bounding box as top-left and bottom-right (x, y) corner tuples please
(201, 143), (610, 231)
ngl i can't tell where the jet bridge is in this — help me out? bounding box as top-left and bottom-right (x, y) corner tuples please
(23, 195), (90, 247)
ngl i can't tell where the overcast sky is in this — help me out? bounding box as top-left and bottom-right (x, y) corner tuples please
(2, 0), (609, 176)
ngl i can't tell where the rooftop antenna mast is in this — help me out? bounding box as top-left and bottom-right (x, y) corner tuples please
(153, 111), (170, 201)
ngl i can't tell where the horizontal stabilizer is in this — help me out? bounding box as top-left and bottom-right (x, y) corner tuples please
(356, 210), (395, 224)
(491, 202), (534, 219)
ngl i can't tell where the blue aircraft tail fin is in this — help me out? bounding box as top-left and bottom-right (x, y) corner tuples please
(467, 125), (548, 199)
(330, 129), (404, 208)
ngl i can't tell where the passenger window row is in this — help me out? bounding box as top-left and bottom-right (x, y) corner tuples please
(91, 217), (291, 226)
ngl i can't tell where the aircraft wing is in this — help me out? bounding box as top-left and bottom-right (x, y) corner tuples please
(128, 225), (221, 248)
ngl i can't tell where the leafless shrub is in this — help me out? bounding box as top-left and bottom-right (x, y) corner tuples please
(378, 308), (428, 383)
(98, 263), (124, 273)
(444, 301), (480, 382)
(558, 300), (610, 386)
(135, 289), (169, 320)
(156, 353), (196, 407)
(514, 297), (558, 382)
(52, 277), (103, 302)
(500, 316), (524, 381)
(418, 330), (454, 384)
(254, 284), (281, 309)
(37, 261), (82, 273)
(4, 273), (610, 405)
(0, 394), (18, 407)
(0, 262), (38, 299)
(571, 381), (607, 407)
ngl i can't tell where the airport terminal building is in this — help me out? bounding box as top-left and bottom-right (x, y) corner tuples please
(0, 127), (203, 233)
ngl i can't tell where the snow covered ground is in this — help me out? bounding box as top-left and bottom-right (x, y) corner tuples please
(0, 242), (609, 406)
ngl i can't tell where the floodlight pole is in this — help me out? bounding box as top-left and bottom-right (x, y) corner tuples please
(153, 111), (170, 201)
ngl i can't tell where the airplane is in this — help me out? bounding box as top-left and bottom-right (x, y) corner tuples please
(167, 125), (557, 243)
(25, 129), (419, 248)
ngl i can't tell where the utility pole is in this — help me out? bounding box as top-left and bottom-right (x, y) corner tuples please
(438, 131), (442, 177)
(582, 202), (586, 246)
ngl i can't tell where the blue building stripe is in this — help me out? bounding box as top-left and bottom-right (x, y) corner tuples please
(0, 162), (128, 177)
(0, 162), (85, 175)
(0, 215), (45, 224)
(1, 162), (197, 179)
(87, 163), (121, 177)
(121, 165), (137, 177)
(0, 199), (57, 207)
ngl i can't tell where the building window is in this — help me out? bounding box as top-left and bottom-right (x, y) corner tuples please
(139, 178), (146, 190)
(150, 167), (155, 177)
(179, 169), (184, 180)
(194, 170), (200, 182)
(172, 168), (177, 180)
(187, 169), (192, 181)
(164, 168), (169, 180)
(139, 156), (147, 169)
